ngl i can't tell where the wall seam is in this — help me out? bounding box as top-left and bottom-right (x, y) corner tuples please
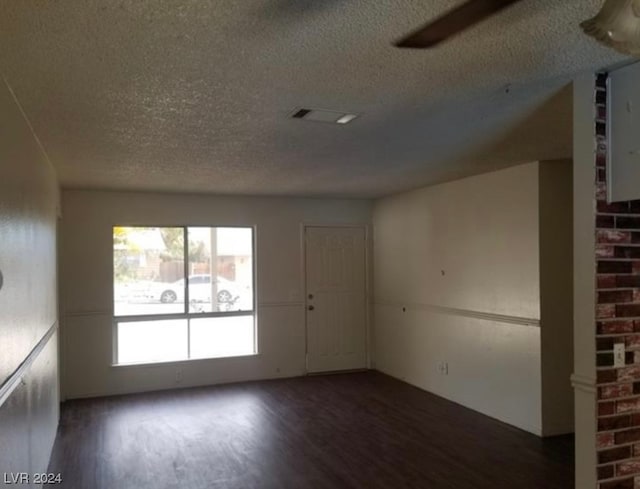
(374, 301), (540, 327)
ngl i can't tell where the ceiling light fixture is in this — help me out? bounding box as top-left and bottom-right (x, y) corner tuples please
(291, 108), (359, 125)
(582, 0), (640, 56)
(336, 114), (358, 125)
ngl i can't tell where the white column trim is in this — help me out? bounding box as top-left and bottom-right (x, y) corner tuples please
(571, 373), (596, 394)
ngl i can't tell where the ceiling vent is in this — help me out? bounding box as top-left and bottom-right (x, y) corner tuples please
(291, 108), (359, 125)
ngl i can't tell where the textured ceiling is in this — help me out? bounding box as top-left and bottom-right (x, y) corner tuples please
(0, 0), (629, 198)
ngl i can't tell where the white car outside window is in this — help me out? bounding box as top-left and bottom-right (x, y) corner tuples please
(156, 275), (246, 304)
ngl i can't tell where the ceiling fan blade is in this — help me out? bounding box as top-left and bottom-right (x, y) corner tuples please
(395, 0), (524, 49)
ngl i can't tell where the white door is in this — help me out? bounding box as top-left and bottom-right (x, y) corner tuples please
(305, 226), (367, 373)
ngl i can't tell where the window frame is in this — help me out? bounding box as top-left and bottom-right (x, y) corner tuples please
(112, 225), (257, 366)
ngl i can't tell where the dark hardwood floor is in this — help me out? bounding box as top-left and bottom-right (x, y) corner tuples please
(48, 372), (573, 489)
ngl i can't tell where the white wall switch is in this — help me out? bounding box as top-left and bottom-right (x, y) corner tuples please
(614, 343), (626, 368)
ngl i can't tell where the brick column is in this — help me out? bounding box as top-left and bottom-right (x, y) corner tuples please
(596, 72), (640, 488)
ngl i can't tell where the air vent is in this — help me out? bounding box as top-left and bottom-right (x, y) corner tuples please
(292, 108), (312, 119)
(291, 108), (359, 125)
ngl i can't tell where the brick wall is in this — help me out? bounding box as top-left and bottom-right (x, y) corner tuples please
(596, 72), (640, 489)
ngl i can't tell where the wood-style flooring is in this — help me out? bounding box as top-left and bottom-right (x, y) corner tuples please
(48, 371), (573, 488)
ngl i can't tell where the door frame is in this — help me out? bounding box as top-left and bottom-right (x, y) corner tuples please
(300, 223), (372, 374)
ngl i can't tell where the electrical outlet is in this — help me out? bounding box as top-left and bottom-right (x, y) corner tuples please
(614, 343), (626, 368)
(437, 362), (449, 375)
(176, 369), (183, 384)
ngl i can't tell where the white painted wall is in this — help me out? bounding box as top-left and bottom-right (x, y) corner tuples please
(572, 74), (597, 489)
(0, 77), (59, 481)
(59, 190), (371, 399)
(539, 160), (575, 437)
(373, 162), (573, 436)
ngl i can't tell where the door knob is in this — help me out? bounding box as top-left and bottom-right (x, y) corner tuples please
(308, 305), (315, 311)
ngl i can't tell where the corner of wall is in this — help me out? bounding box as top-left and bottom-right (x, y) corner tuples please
(572, 73), (598, 489)
(539, 159), (575, 437)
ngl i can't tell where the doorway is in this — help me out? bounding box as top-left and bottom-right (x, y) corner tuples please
(304, 226), (367, 373)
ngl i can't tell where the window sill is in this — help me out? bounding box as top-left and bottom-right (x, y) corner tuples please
(111, 352), (261, 368)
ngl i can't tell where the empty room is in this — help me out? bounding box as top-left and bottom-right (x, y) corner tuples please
(3, 1), (640, 488)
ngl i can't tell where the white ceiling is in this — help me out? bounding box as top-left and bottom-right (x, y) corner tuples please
(0, 0), (628, 198)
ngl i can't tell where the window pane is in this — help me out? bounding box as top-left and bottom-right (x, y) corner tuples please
(117, 319), (188, 364)
(113, 227), (185, 316)
(190, 316), (255, 359)
(187, 227), (254, 314)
